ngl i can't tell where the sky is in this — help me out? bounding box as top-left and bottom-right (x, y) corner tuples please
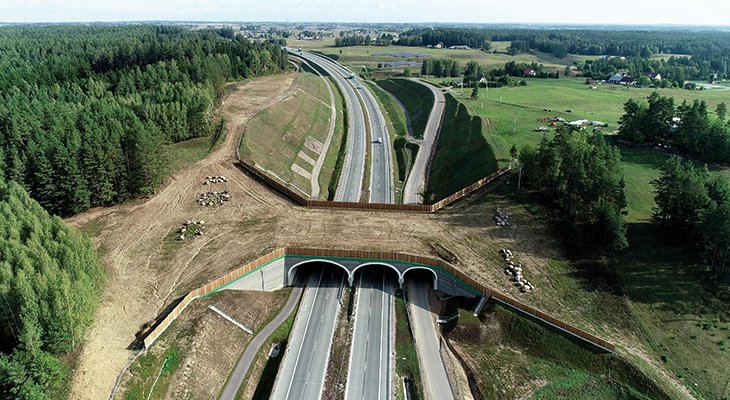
(1, 0), (729, 26)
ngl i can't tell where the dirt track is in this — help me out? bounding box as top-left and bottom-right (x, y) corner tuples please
(66, 73), (691, 400)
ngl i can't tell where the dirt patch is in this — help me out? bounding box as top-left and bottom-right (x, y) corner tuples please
(116, 289), (289, 400)
(66, 73), (691, 400)
(304, 136), (324, 155)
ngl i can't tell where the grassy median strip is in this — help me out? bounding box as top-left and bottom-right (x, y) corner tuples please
(394, 289), (424, 400)
(376, 79), (434, 140)
(324, 80), (349, 200)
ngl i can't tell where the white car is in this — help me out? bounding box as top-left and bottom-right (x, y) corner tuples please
(375, 137), (383, 144)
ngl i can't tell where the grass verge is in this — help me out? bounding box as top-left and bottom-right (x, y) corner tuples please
(376, 78), (434, 139)
(123, 344), (182, 400)
(395, 289), (424, 400)
(238, 306), (298, 400)
(452, 303), (668, 400)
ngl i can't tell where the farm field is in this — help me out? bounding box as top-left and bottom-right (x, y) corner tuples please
(433, 76), (730, 399)
(240, 71), (338, 198)
(288, 37), (583, 73)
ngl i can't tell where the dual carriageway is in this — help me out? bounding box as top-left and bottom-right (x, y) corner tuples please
(250, 49), (453, 400)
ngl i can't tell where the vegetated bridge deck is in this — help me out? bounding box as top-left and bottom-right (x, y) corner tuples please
(141, 247), (616, 354)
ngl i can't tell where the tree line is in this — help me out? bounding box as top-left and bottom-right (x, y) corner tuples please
(0, 177), (105, 399)
(519, 127), (628, 250)
(653, 156), (730, 282)
(580, 55), (722, 87)
(395, 27), (730, 77)
(0, 25), (287, 216)
(619, 93), (729, 162)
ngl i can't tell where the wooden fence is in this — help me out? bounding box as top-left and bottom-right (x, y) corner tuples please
(142, 247), (615, 352)
(235, 160), (510, 213)
(142, 248), (286, 348)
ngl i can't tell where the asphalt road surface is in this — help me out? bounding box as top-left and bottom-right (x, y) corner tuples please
(287, 49), (367, 202)
(218, 286), (303, 400)
(357, 78), (395, 204)
(403, 79), (445, 204)
(345, 269), (394, 400)
(271, 269), (344, 400)
(405, 280), (455, 400)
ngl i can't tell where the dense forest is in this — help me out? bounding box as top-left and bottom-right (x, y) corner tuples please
(0, 25), (287, 216)
(396, 28), (730, 78)
(618, 93), (730, 162)
(653, 156), (730, 281)
(0, 177), (105, 399)
(519, 127), (628, 250)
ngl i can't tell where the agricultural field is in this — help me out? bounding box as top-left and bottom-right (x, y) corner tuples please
(240, 71), (339, 198)
(288, 37), (585, 74)
(431, 76), (730, 399)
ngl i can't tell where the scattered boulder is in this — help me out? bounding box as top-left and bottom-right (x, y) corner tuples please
(494, 207), (509, 226)
(203, 175), (229, 185)
(197, 191), (231, 207)
(177, 220), (206, 240)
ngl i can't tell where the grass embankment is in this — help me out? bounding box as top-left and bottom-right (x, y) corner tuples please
(124, 346), (182, 400)
(395, 290), (424, 400)
(425, 93), (498, 203)
(376, 78), (434, 139)
(319, 77), (347, 200)
(453, 303), (667, 400)
(239, 308), (298, 400)
(240, 72), (333, 196)
(365, 81), (409, 200)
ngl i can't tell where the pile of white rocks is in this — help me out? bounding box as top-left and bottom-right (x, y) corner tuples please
(177, 220), (205, 240)
(500, 248), (534, 293)
(197, 191), (230, 207)
(203, 175), (229, 185)
(494, 207), (509, 226)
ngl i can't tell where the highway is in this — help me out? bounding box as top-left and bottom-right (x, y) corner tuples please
(358, 78), (394, 204)
(345, 269), (394, 400)
(271, 269), (344, 400)
(405, 279), (455, 400)
(403, 79), (445, 204)
(287, 49), (367, 202)
(287, 48), (394, 203)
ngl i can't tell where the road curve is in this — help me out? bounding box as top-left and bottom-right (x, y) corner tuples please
(218, 286), (303, 400)
(345, 269), (394, 400)
(271, 270), (344, 400)
(358, 80), (395, 204)
(403, 79), (445, 204)
(288, 49), (367, 202)
(405, 280), (454, 400)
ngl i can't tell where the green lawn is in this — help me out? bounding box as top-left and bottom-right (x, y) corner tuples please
(164, 136), (213, 175)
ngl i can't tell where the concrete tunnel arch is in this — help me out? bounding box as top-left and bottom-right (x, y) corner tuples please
(287, 259), (351, 286)
(350, 262), (404, 287)
(402, 266), (439, 290)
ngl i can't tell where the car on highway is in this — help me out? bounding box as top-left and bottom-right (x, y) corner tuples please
(374, 137), (383, 144)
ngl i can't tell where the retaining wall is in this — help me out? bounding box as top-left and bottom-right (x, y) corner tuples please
(142, 247), (615, 352)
